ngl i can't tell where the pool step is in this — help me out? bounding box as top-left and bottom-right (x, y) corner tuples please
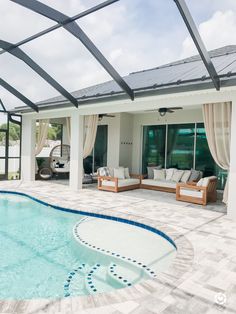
(85, 263), (103, 294)
(107, 263), (132, 288)
(64, 264), (87, 297)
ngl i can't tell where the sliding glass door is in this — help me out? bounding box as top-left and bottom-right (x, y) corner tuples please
(84, 125), (108, 174)
(166, 124), (195, 169)
(142, 125), (166, 173)
(142, 123), (227, 190)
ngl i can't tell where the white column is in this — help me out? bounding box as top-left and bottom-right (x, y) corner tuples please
(227, 98), (236, 219)
(69, 113), (84, 190)
(21, 115), (36, 181)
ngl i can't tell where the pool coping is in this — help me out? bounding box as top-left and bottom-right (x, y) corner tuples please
(0, 189), (194, 313)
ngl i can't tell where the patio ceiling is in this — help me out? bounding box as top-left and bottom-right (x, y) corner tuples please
(0, 0), (226, 113)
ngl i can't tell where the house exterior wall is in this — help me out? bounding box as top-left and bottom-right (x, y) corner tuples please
(20, 86), (236, 218)
(119, 113), (134, 170)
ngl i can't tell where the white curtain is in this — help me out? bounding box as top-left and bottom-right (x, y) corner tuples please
(83, 115), (99, 159)
(202, 102), (232, 204)
(66, 117), (71, 144)
(35, 119), (49, 156)
(66, 115), (98, 158)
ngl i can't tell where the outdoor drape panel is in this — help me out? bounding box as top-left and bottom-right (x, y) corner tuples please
(35, 119), (49, 156)
(66, 115), (98, 158)
(202, 102), (232, 204)
(66, 117), (71, 143)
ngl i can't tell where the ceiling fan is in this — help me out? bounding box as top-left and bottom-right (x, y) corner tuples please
(146, 107), (183, 117)
(98, 113), (115, 121)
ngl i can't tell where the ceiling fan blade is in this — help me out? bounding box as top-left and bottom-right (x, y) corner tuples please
(167, 109), (174, 113)
(169, 107), (183, 110)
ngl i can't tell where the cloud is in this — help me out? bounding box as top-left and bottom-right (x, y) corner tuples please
(181, 10), (236, 58)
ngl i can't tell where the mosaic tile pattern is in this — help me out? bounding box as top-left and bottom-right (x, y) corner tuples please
(0, 180), (234, 314)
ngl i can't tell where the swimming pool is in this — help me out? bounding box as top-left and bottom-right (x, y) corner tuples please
(0, 192), (176, 300)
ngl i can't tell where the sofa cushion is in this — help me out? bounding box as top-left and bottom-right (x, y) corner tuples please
(153, 169), (165, 181)
(114, 167), (125, 179)
(166, 168), (176, 181)
(142, 179), (176, 189)
(147, 165), (162, 179)
(181, 170), (191, 183)
(124, 167), (130, 179)
(102, 178), (139, 187)
(172, 170), (184, 182)
(201, 176), (217, 187)
(180, 188), (203, 198)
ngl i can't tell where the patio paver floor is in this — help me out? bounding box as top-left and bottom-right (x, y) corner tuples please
(0, 180), (235, 314)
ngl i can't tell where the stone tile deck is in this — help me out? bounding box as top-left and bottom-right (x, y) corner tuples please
(0, 180), (235, 314)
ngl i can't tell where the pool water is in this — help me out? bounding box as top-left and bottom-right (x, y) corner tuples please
(0, 193), (176, 300)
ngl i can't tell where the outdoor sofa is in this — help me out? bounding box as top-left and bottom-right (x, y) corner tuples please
(97, 167), (141, 192)
(140, 167), (203, 193)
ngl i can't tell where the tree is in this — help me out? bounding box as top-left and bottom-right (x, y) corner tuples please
(0, 123), (20, 143)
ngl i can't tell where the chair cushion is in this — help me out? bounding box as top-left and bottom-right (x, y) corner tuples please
(180, 188), (203, 198)
(172, 170), (184, 182)
(142, 179), (176, 189)
(181, 170), (191, 183)
(166, 168), (176, 181)
(153, 169), (166, 180)
(102, 178), (139, 187)
(114, 167), (125, 179)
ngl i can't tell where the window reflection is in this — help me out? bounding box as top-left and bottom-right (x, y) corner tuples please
(84, 125), (108, 174)
(166, 124), (195, 169)
(142, 125), (166, 173)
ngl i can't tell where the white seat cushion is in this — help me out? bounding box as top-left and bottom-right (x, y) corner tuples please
(102, 178), (139, 187)
(142, 179), (176, 189)
(180, 188), (203, 198)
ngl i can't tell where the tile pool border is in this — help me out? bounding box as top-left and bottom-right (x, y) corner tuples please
(0, 188), (194, 313)
(0, 190), (177, 249)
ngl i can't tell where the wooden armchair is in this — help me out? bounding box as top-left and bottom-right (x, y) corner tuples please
(176, 177), (217, 206)
(98, 174), (141, 193)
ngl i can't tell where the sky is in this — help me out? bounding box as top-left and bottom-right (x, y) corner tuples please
(0, 0), (236, 109)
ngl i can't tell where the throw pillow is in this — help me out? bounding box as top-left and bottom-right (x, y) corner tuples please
(166, 168), (176, 181)
(181, 170), (191, 183)
(153, 169), (165, 181)
(172, 170), (184, 182)
(147, 165), (162, 179)
(189, 169), (201, 182)
(124, 167), (130, 179)
(114, 167), (125, 179)
(99, 167), (110, 177)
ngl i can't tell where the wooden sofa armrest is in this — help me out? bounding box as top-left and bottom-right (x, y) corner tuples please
(98, 176), (118, 190)
(130, 174), (142, 183)
(176, 182), (207, 191)
(186, 181), (197, 186)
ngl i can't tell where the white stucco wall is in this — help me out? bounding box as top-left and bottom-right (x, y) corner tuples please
(119, 113), (134, 169)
